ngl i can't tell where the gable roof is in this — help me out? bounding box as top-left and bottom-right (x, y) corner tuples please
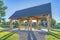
(9, 3), (52, 19)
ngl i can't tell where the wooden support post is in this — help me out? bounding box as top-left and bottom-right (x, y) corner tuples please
(47, 15), (51, 32)
(36, 19), (39, 29)
(18, 19), (21, 30)
(10, 19), (13, 29)
(27, 20), (29, 30)
(29, 17), (32, 30)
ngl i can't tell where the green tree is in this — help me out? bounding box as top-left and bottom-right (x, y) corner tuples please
(0, 0), (7, 27)
(57, 22), (60, 25)
(51, 18), (56, 26)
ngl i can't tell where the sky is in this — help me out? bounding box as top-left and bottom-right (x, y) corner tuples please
(2, 0), (60, 22)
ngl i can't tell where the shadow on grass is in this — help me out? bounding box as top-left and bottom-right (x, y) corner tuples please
(51, 29), (60, 32)
(47, 32), (60, 39)
(0, 32), (15, 40)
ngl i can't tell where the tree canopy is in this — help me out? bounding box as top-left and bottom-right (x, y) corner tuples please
(57, 22), (60, 25)
(51, 18), (56, 26)
(0, 0), (7, 26)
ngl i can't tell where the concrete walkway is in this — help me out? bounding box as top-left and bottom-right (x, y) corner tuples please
(3, 28), (47, 40)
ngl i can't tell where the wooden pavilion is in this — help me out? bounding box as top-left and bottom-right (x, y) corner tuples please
(9, 3), (52, 32)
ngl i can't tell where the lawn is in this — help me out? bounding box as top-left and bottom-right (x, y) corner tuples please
(0, 32), (19, 40)
(46, 29), (60, 40)
(0, 27), (19, 40)
(0, 27), (4, 30)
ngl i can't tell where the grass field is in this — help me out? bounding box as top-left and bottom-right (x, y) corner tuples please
(0, 32), (19, 40)
(0, 27), (4, 30)
(46, 29), (60, 40)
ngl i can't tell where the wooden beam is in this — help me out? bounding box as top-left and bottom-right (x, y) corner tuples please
(10, 18), (18, 20)
(10, 19), (12, 29)
(46, 15), (51, 32)
(37, 15), (47, 19)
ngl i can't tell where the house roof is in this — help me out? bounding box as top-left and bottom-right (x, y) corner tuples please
(9, 3), (52, 19)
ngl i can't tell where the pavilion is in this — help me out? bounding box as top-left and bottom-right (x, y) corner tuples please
(9, 3), (52, 32)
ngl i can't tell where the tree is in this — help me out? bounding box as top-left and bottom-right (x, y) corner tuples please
(57, 22), (60, 25)
(0, 0), (7, 27)
(51, 18), (56, 26)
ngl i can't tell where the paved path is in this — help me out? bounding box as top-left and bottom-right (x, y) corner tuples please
(3, 28), (47, 40)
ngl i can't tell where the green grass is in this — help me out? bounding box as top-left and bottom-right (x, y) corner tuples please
(51, 28), (60, 31)
(46, 29), (60, 40)
(0, 32), (19, 40)
(0, 32), (10, 38)
(0, 27), (4, 30)
(7, 33), (19, 40)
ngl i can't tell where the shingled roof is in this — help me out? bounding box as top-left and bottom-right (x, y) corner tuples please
(9, 3), (52, 19)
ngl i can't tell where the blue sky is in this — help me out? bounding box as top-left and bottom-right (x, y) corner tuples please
(3, 0), (60, 22)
